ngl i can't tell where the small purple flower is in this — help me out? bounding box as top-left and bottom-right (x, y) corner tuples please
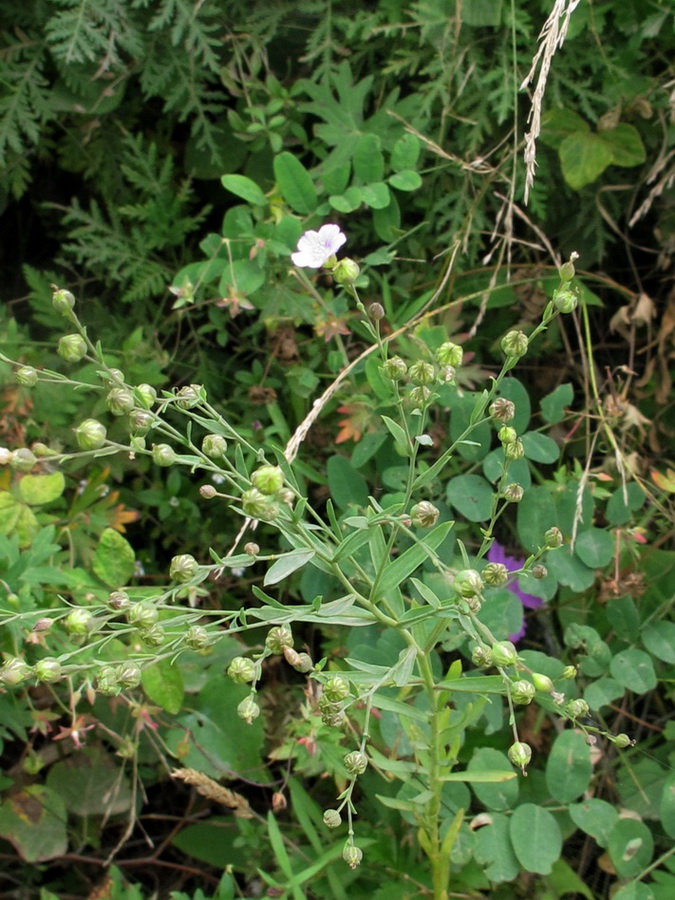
(291, 224), (347, 268)
(487, 541), (543, 642)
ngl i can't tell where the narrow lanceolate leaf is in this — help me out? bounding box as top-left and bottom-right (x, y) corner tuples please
(375, 521), (453, 595)
(264, 549), (316, 586)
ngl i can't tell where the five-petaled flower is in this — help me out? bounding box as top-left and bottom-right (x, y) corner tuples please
(291, 224), (346, 268)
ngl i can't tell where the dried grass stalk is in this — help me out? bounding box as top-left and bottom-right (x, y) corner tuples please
(172, 768), (253, 817)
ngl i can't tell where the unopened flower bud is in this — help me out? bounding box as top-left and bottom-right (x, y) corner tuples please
(106, 387), (135, 416)
(558, 253), (578, 283)
(228, 656), (256, 684)
(532, 564), (548, 579)
(490, 398), (516, 422)
(266, 626), (293, 654)
(511, 680), (536, 705)
(411, 501), (440, 528)
(409, 360), (435, 386)
(52, 288), (76, 316)
(503, 483), (524, 503)
(237, 696), (260, 724)
(368, 302), (385, 321)
(553, 288), (578, 314)
(16, 366), (38, 387)
(176, 384), (203, 409)
(438, 365), (456, 383)
(108, 590), (130, 611)
(117, 662), (142, 689)
(498, 426), (517, 445)
(562, 665), (577, 679)
(170, 553), (199, 583)
(244, 542), (259, 556)
(128, 602), (158, 629)
(293, 652), (314, 673)
(33, 617), (54, 632)
(0, 447), (12, 465)
(508, 741), (532, 771)
(241, 488), (270, 518)
(531, 672), (554, 693)
(1, 657), (32, 686)
(323, 809), (342, 828)
(324, 676), (350, 703)
(408, 385), (432, 407)
(322, 708), (346, 728)
(58, 333), (87, 363)
(491, 641), (518, 667)
(544, 526), (564, 549)
(382, 356), (408, 381)
(65, 608), (93, 635)
(135, 383), (157, 409)
(482, 562), (509, 587)
(200, 484), (217, 499)
(140, 623), (165, 646)
(96, 666), (121, 696)
(10, 448), (37, 472)
(436, 341), (464, 367)
(75, 419), (107, 451)
(343, 844), (363, 869)
(251, 465), (284, 495)
(184, 625), (210, 650)
(566, 698), (589, 719)
(612, 733), (634, 749)
(471, 645), (493, 667)
(454, 569), (484, 599)
(35, 658), (62, 683)
(501, 330), (528, 359)
(344, 750), (368, 775)
(102, 368), (125, 386)
(129, 410), (153, 435)
(283, 646), (301, 668)
(504, 438), (524, 460)
(333, 257), (360, 285)
(152, 443), (177, 467)
(202, 434), (227, 458)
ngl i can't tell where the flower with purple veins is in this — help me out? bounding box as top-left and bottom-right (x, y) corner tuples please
(487, 541), (543, 642)
(291, 224), (347, 269)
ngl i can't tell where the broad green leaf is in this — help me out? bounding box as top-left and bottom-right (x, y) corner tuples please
(521, 432), (560, 463)
(273, 152), (317, 214)
(172, 818), (240, 868)
(219, 258), (265, 296)
(607, 819), (653, 878)
(540, 382), (573, 424)
(360, 181), (391, 208)
(547, 859), (594, 900)
(555, 480), (595, 535)
(327, 455), (369, 509)
(391, 133), (420, 172)
(617, 759), (667, 819)
(448, 389), (493, 460)
(474, 812), (520, 882)
(496, 377), (531, 433)
(584, 676), (624, 711)
(569, 798), (618, 848)
(0, 785), (67, 862)
(353, 133), (384, 182)
(264, 549), (315, 586)
(18, 472), (65, 505)
(372, 195), (401, 242)
(142, 659), (184, 715)
(540, 108), (590, 149)
(610, 648), (657, 694)
(351, 430), (387, 468)
(468, 748), (519, 810)
(546, 546), (596, 592)
(574, 527), (614, 568)
(446, 474), (493, 522)
(509, 803), (562, 875)
(476, 588), (523, 642)
(517, 486), (557, 553)
(660, 772), (675, 838)
(606, 483), (646, 526)
(321, 163), (351, 194)
(601, 123), (647, 167)
(482, 450), (531, 489)
(220, 174), (267, 206)
(613, 884), (656, 900)
(559, 131), (614, 189)
(46, 746), (133, 816)
(91, 527), (135, 588)
(388, 170), (422, 191)
(641, 621), (675, 663)
(545, 730), (592, 803)
(329, 187), (362, 212)
(606, 595), (640, 641)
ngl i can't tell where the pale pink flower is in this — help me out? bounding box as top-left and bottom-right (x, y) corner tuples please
(291, 224), (346, 268)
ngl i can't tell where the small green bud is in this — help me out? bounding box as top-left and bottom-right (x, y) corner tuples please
(498, 426), (518, 445)
(454, 569), (484, 599)
(323, 809), (342, 828)
(58, 333), (87, 363)
(35, 658), (62, 683)
(75, 419), (107, 451)
(438, 365), (456, 383)
(324, 676), (350, 703)
(140, 623), (165, 646)
(532, 564), (548, 579)
(322, 708), (346, 728)
(33, 443), (57, 458)
(491, 641), (518, 667)
(612, 733), (634, 749)
(544, 526), (564, 549)
(184, 625), (211, 650)
(558, 253), (578, 283)
(333, 257), (360, 285)
(170, 553), (199, 583)
(16, 366), (38, 387)
(343, 844), (363, 869)
(152, 443), (177, 467)
(566, 698), (590, 719)
(52, 288), (76, 316)
(10, 448), (37, 472)
(103, 368), (125, 386)
(108, 590), (130, 611)
(200, 484), (217, 499)
(65, 608), (93, 635)
(382, 356), (408, 381)
(344, 750), (368, 775)
(508, 741), (532, 771)
(482, 562), (509, 587)
(0, 657), (32, 686)
(411, 501), (440, 528)
(129, 410), (153, 435)
(501, 330), (528, 358)
(244, 541), (259, 556)
(465, 595), (482, 613)
(175, 384), (203, 409)
(266, 626), (293, 655)
(96, 666), (121, 696)
(504, 438), (525, 460)
(135, 383), (157, 409)
(241, 488), (273, 519)
(368, 302), (385, 321)
(409, 360), (436, 386)
(106, 387), (135, 416)
(553, 288), (578, 314)
(117, 662), (142, 689)
(436, 341), (463, 367)
(531, 672), (554, 693)
(237, 696), (260, 724)
(471, 645), (493, 667)
(201, 434), (227, 458)
(511, 680), (536, 705)
(228, 656), (256, 684)
(408, 385), (432, 407)
(251, 465), (284, 495)
(490, 398), (516, 422)
(562, 665), (577, 679)
(293, 652), (314, 673)
(128, 602), (159, 629)
(283, 647), (301, 668)
(503, 483), (524, 503)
